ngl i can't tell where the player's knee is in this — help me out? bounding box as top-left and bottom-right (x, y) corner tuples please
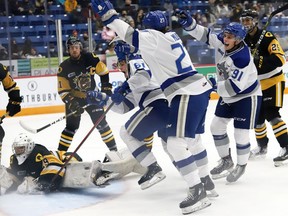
(270, 117), (284, 126)
(234, 128), (250, 144)
(210, 116), (229, 135)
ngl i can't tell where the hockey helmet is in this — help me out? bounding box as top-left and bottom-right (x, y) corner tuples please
(66, 36), (83, 51)
(224, 22), (247, 41)
(240, 9), (259, 33)
(142, 10), (169, 31)
(12, 133), (35, 165)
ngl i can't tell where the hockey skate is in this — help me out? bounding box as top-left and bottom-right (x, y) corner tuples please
(273, 146), (288, 167)
(138, 162), (166, 190)
(226, 164), (246, 183)
(249, 145), (267, 159)
(179, 183), (211, 215)
(201, 175), (219, 197)
(210, 153), (234, 180)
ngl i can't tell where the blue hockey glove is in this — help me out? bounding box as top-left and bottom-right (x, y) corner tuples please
(175, 10), (193, 29)
(91, 0), (119, 25)
(86, 91), (109, 107)
(208, 77), (217, 92)
(114, 81), (131, 95)
(111, 81), (131, 105)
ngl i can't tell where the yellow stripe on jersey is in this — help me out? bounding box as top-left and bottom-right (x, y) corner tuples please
(260, 73), (285, 90)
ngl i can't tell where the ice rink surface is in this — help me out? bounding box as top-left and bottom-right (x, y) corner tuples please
(1, 99), (288, 216)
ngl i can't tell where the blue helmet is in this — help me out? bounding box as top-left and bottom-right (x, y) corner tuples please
(142, 10), (168, 31)
(224, 22), (247, 41)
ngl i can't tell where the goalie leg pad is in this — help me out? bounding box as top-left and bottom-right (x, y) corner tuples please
(102, 148), (146, 178)
(62, 161), (102, 188)
(0, 165), (14, 190)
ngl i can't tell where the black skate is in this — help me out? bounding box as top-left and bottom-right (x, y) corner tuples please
(179, 183), (211, 215)
(226, 164), (246, 183)
(201, 175), (219, 197)
(138, 162), (166, 190)
(210, 153), (234, 180)
(249, 145), (267, 159)
(273, 147), (288, 167)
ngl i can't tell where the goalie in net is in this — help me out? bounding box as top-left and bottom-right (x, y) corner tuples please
(0, 133), (146, 195)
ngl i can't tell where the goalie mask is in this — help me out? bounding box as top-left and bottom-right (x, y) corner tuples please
(240, 9), (259, 33)
(12, 133), (35, 165)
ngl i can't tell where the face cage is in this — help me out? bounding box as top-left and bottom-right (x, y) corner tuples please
(240, 17), (257, 33)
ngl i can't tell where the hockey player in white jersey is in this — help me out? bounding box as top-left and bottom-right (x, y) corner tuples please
(87, 41), (169, 190)
(176, 10), (262, 183)
(87, 42), (217, 197)
(90, 1), (213, 214)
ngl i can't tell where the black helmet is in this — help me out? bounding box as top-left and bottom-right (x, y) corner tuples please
(66, 36), (82, 50)
(240, 9), (259, 19)
(240, 9), (259, 33)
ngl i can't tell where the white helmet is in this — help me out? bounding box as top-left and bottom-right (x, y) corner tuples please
(12, 133), (35, 165)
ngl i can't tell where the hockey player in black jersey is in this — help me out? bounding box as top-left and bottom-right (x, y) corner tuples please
(0, 133), (146, 194)
(0, 63), (22, 162)
(57, 36), (118, 152)
(240, 9), (288, 166)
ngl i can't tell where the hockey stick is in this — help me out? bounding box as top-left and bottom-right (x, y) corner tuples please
(252, 3), (288, 56)
(19, 105), (90, 134)
(49, 100), (116, 189)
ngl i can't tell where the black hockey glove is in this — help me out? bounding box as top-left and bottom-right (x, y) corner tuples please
(6, 90), (22, 116)
(101, 82), (113, 96)
(67, 99), (84, 116)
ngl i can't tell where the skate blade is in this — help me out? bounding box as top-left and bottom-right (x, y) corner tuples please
(249, 154), (267, 160)
(181, 197), (211, 215)
(206, 189), (219, 198)
(211, 170), (231, 180)
(140, 172), (166, 190)
(274, 161), (288, 167)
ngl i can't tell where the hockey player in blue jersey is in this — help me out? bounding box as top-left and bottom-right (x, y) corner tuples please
(177, 10), (262, 183)
(87, 41), (169, 190)
(90, 1), (214, 214)
(87, 42), (217, 197)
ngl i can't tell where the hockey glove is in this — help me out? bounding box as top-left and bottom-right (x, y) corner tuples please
(67, 100), (84, 116)
(101, 82), (113, 96)
(114, 81), (131, 95)
(175, 10), (194, 30)
(207, 77), (217, 92)
(111, 81), (131, 105)
(6, 90), (22, 116)
(91, 0), (119, 25)
(86, 90), (109, 107)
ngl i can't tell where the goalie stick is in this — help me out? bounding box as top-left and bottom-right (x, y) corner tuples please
(252, 3), (288, 56)
(19, 105), (90, 134)
(49, 100), (117, 190)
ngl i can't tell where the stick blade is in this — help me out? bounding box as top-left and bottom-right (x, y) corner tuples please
(19, 120), (37, 134)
